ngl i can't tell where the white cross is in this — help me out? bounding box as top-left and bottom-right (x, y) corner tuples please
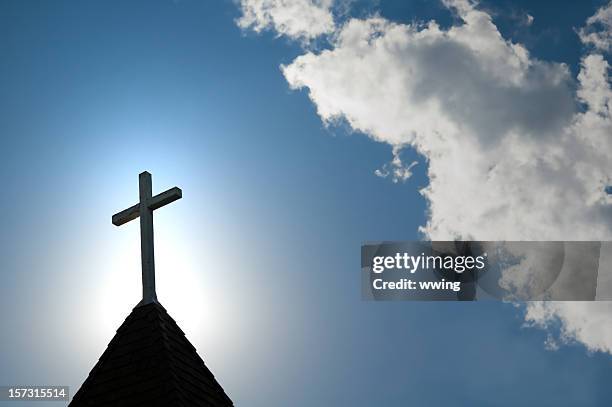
(112, 171), (182, 306)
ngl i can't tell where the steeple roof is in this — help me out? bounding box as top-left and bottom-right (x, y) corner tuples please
(70, 302), (233, 406)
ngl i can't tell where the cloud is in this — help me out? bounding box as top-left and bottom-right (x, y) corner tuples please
(374, 147), (418, 183)
(236, 0), (335, 41)
(525, 302), (612, 354)
(579, 1), (612, 52)
(282, 1), (611, 241)
(240, 0), (612, 353)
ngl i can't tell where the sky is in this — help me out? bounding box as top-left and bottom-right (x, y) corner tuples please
(0, 0), (611, 406)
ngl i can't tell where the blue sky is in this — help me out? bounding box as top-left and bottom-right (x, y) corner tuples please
(0, 1), (611, 406)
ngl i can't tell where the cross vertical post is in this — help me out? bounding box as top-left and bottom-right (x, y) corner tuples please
(139, 172), (156, 305)
(112, 171), (182, 306)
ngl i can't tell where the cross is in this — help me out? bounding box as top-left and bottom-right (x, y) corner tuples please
(112, 171), (182, 306)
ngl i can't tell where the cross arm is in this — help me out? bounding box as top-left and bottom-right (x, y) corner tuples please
(112, 203), (140, 226)
(148, 187), (182, 210)
(111, 186), (182, 227)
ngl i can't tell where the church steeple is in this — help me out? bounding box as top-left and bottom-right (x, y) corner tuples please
(70, 302), (233, 406)
(70, 172), (233, 406)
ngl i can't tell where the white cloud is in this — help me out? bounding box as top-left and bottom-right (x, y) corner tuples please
(525, 302), (612, 354)
(374, 147), (418, 183)
(241, 0), (612, 353)
(237, 0), (335, 40)
(579, 1), (612, 52)
(282, 2), (611, 241)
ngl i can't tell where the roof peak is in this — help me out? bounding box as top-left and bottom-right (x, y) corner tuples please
(70, 302), (233, 406)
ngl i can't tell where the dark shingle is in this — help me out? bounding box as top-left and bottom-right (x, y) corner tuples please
(70, 302), (233, 407)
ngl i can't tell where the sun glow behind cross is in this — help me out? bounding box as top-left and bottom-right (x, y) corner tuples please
(56, 162), (267, 390)
(91, 209), (242, 352)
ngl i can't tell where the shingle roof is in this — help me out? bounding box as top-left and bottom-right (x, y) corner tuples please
(69, 302), (233, 406)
